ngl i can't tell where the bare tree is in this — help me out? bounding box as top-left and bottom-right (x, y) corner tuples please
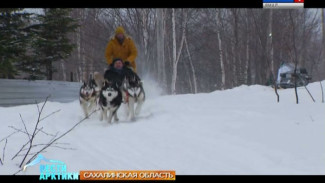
(171, 9), (188, 94)
(289, 10), (299, 104)
(244, 9), (250, 85)
(321, 9), (325, 84)
(0, 96), (99, 174)
(267, 10), (279, 102)
(215, 9), (226, 90)
(321, 9), (325, 69)
(0, 139), (7, 165)
(171, 8), (177, 94)
(156, 8), (167, 90)
(184, 35), (197, 93)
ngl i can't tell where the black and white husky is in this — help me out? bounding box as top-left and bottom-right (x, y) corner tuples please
(99, 80), (123, 123)
(122, 71), (145, 121)
(79, 80), (98, 118)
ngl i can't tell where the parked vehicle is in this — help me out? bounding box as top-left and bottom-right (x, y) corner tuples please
(276, 62), (311, 89)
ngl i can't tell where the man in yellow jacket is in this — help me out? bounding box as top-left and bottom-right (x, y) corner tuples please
(105, 26), (138, 72)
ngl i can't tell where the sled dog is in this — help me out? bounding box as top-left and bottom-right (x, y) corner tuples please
(79, 79), (98, 118)
(122, 71), (145, 121)
(99, 80), (123, 123)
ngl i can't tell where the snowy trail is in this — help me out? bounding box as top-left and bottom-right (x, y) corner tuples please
(0, 81), (324, 175)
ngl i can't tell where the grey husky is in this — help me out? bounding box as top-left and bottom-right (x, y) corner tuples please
(79, 80), (97, 118)
(121, 71), (145, 121)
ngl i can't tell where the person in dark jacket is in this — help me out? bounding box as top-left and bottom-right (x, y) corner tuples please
(104, 58), (134, 87)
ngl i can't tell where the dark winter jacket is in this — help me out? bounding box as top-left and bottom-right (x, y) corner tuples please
(104, 66), (134, 87)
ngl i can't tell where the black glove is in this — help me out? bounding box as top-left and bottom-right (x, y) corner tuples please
(124, 61), (130, 66)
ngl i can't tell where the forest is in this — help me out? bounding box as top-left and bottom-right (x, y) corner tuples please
(1, 8), (324, 94)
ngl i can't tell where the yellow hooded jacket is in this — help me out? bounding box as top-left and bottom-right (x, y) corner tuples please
(105, 27), (138, 71)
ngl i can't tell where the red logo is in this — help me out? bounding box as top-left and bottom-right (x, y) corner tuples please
(294, 0), (304, 3)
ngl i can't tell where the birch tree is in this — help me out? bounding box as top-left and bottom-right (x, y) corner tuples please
(156, 8), (167, 90)
(215, 9), (225, 90)
(184, 35), (197, 93)
(171, 9), (188, 94)
(244, 9), (250, 85)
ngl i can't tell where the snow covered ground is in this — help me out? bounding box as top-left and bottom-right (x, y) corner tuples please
(0, 80), (324, 175)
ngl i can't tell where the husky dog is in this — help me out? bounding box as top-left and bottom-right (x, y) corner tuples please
(122, 71), (145, 121)
(99, 80), (123, 123)
(79, 80), (97, 118)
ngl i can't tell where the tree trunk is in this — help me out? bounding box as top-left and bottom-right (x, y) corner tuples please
(171, 9), (187, 95)
(267, 10), (279, 102)
(46, 61), (53, 80)
(185, 35), (197, 93)
(216, 10), (225, 90)
(245, 34), (249, 85)
(141, 9), (149, 68)
(156, 8), (167, 90)
(269, 10), (274, 76)
(231, 43), (236, 88)
(289, 11), (299, 104)
(232, 9), (239, 87)
(217, 27), (225, 90)
(243, 11), (251, 85)
(321, 8), (325, 52)
(171, 8), (177, 95)
(76, 10), (82, 82)
(61, 60), (67, 81)
(322, 9), (325, 77)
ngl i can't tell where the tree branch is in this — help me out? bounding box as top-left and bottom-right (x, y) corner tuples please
(296, 74), (315, 103)
(25, 143), (74, 151)
(8, 126), (32, 137)
(19, 114), (31, 141)
(6, 109), (60, 152)
(38, 129), (56, 137)
(0, 131), (19, 143)
(19, 96), (50, 168)
(11, 127), (44, 160)
(304, 85), (316, 102)
(39, 109), (61, 122)
(24, 108), (99, 167)
(14, 142), (69, 160)
(2, 139), (8, 164)
(13, 169), (22, 175)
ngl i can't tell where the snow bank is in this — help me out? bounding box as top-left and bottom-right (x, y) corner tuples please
(0, 81), (324, 175)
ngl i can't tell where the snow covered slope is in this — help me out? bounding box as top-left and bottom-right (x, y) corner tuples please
(0, 81), (324, 175)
